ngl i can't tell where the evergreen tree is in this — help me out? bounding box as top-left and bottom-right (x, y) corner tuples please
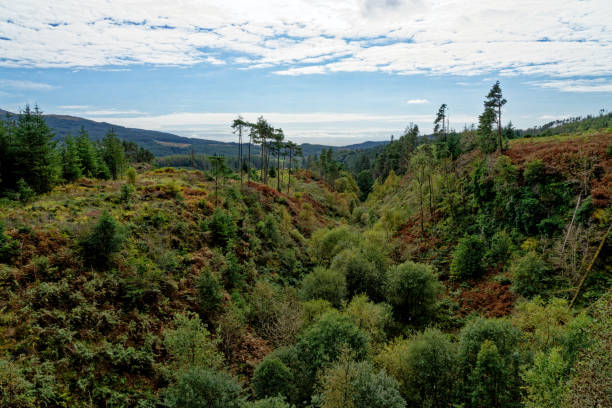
(13, 105), (59, 193)
(477, 106), (497, 154)
(434, 103), (447, 136)
(75, 127), (98, 177)
(100, 129), (126, 179)
(485, 81), (507, 153)
(61, 134), (82, 182)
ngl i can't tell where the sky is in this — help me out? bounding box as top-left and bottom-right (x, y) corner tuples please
(0, 0), (611, 145)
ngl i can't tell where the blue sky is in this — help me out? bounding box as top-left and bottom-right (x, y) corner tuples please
(0, 0), (610, 145)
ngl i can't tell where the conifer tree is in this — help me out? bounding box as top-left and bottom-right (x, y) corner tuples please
(76, 127), (99, 177)
(100, 129), (126, 179)
(485, 81), (507, 153)
(434, 104), (447, 136)
(61, 134), (82, 182)
(13, 105), (59, 193)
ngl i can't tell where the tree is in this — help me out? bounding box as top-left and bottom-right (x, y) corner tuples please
(375, 329), (457, 407)
(75, 127), (98, 177)
(485, 81), (507, 153)
(314, 355), (406, 408)
(356, 170), (374, 201)
(61, 135), (82, 182)
(100, 129), (126, 179)
(163, 368), (246, 408)
(477, 106), (497, 154)
(410, 146), (430, 234)
(252, 358), (294, 400)
(231, 116), (248, 186)
(469, 340), (506, 408)
(285, 141), (301, 194)
(208, 155), (230, 206)
(433, 103), (447, 136)
(163, 312), (223, 371)
(300, 267), (347, 307)
(450, 235), (486, 280)
(80, 210), (125, 268)
(13, 105), (59, 193)
(384, 261), (441, 326)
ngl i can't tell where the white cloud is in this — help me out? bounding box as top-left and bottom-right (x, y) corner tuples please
(0, 0), (610, 81)
(407, 99), (429, 104)
(0, 79), (57, 90)
(57, 105), (90, 109)
(83, 109), (148, 115)
(530, 78), (612, 93)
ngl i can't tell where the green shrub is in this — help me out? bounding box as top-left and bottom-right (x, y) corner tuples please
(487, 230), (513, 264)
(331, 249), (385, 302)
(523, 159), (544, 185)
(204, 209), (236, 247)
(16, 178), (35, 202)
(0, 223), (17, 263)
(521, 348), (569, 408)
(375, 329), (457, 406)
(248, 396), (294, 408)
(384, 261), (441, 326)
(345, 295), (392, 345)
(119, 183), (135, 204)
(197, 269), (224, 315)
(0, 358), (35, 408)
(126, 166), (137, 185)
(314, 356), (405, 408)
(450, 235), (486, 281)
(163, 368), (245, 408)
(252, 358), (294, 400)
(81, 210), (125, 268)
(511, 251), (550, 297)
(300, 267), (347, 307)
(163, 312), (223, 370)
(309, 226), (359, 266)
(295, 311), (370, 400)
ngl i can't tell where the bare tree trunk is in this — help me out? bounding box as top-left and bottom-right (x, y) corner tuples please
(288, 148), (292, 194)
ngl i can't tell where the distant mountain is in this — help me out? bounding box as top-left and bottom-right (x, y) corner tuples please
(0, 108), (388, 157)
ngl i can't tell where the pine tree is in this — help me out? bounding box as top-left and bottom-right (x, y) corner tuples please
(100, 129), (126, 179)
(61, 134), (82, 182)
(434, 104), (447, 137)
(76, 127), (99, 177)
(13, 105), (59, 193)
(485, 81), (507, 153)
(477, 106), (497, 154)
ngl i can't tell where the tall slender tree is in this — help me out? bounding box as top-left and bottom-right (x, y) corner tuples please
(76, 127), (99, 177)
(272, 128), (285, 191)
(231, 116), (248, 186)
(61, 134), (82, 182)
(485, 81), (507, 153)
(208, 155), (229, 207)
(100, 129), (126, 179)
(434, 104), (447, 136)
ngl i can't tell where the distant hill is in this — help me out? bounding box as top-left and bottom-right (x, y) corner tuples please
(0, 109), (388, 157)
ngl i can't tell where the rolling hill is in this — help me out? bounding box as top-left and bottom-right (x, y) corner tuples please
(0, 108), (388, 157)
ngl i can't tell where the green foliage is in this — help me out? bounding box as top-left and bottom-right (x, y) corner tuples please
(61, 134), (82, 182)
(523, 159), (544, 185)
(252, 357), (294, 400)
(487, 230), (513, 264)
(314, 356), (405, 408)
(163, 368), (246, 408)
(300, 267), (347, 307)
(16, 178), (36, 202)
(81, 210), (125, 268)
(204, 209), (236, 247)
(196, 269), (224, 314)
(469, 340), (507, 407)
(521, 348), (569, 408)
(458, 317), (522, 407)
(295, 311), (370, 399)
(331, 248), (385, 302)
(356, 170), (374, 201)
(450, 235), (486, 281)
(375, 329), (457, 407)
(0, 223), (17, 263)
(384, 261), (441, 326)
(510, 251), (550, 297)
(119, 183), (135, 204)
(345, 295), (392, 346)
(126, 166), (137, 185)
(248, 396), (294, 408)
(100, 129), (127, 179)
(309, 226), (359, 266)
(163, 312), (223, 370)
(0, 359), (35, 408)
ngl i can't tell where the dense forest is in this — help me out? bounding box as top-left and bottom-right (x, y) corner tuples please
(0, 83), (611, 408)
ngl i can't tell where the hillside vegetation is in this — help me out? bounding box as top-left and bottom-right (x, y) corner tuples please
(0, 95), (611, 407)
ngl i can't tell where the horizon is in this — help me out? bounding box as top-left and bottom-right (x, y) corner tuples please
(1, 0), (611, 145)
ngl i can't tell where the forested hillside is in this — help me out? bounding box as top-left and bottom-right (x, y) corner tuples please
(0, 92), (611, 408)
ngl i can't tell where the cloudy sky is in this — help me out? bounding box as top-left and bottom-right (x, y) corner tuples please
(0, 0), (610, 144)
